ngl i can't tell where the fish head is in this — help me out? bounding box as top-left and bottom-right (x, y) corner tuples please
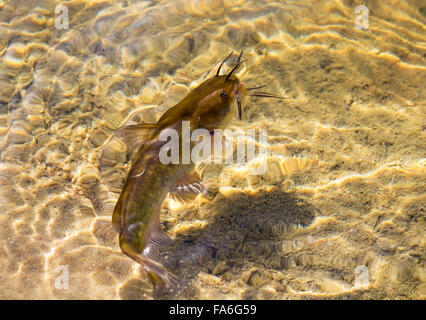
(160, 52), (282, 131)
(195, 75), (247, 127)
(218, 74), (247, 121)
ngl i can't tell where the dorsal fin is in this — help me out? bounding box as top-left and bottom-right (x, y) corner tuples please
(115, 123), (159, 150)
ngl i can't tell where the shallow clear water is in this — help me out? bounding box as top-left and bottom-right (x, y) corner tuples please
(0, 0), (425, 299)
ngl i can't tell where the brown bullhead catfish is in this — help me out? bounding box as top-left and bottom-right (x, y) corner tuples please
(112, 52), (283, 289)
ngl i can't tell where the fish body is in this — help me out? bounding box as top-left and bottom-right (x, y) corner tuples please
(112, 52), (282, 288)
(113, 121), (195, 286)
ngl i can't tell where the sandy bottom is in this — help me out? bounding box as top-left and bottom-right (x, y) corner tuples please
(0, 0), (425, 299)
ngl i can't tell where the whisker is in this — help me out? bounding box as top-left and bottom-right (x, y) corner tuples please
(247, 85), (267, 91)
(237, 50), (244, 63)
(226, 59), (247, 80)
(251, 91), (281, 95)
(216, 51), (234, 77)
(249, 92), (287, 99)
(250, 95), (285, 99)
(236, 91), (242, 120)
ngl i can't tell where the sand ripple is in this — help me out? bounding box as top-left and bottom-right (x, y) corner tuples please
(0, 0), (425, 299)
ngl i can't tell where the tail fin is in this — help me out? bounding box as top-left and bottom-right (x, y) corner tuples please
(144, 260), (183, 293)
(119, 234), (183, 291)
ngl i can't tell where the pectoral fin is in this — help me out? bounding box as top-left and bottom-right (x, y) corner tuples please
(170, 170), (203, 203)
(115, 123), (159, 149)
(111, 191), (124, 233)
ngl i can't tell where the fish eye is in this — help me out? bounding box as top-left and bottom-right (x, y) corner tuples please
(220, 90), (227, 98)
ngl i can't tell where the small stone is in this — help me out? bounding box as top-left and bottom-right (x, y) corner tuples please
(212, 260), (228, 275)
(397, 256), (417, 282)
(376, 237), (395, 255)
(243, 268), (265, 287)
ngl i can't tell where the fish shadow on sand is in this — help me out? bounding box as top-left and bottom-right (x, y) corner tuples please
(152, 187), (316, 299)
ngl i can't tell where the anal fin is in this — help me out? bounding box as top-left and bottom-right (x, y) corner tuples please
(169, 170), (203, 203)
(145, 229), (173, 251)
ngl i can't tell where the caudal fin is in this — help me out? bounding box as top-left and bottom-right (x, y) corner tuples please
(119, 233), (183, 291)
